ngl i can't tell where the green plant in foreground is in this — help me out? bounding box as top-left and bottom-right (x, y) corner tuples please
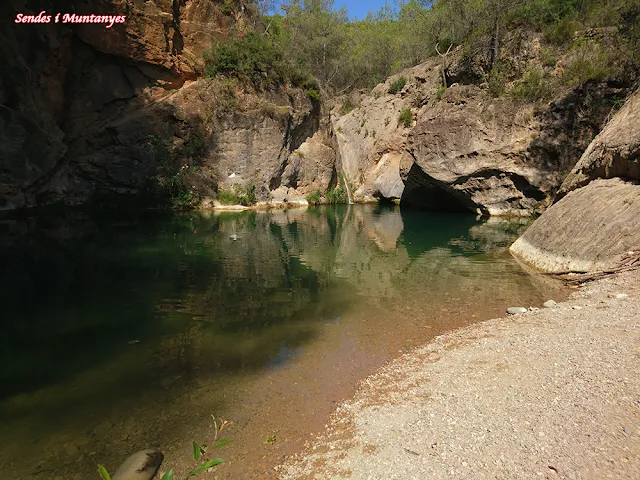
(98, 418), (232, 480)
(398, 108), (412, 128)
(266, 434), (277, 445)
(388, 76), (407, 94)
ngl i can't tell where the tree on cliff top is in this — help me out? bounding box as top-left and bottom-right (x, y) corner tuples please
(207, 0), (640, 94)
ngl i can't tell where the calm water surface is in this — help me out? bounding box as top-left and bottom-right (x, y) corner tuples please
(0, 205), (564, 479)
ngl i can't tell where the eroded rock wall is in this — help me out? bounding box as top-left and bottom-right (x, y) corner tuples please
(558, 89), (640, 196)
(510, 89), (640, 273)
(0, 0), (333, 212)
(331, 34), (636, 215)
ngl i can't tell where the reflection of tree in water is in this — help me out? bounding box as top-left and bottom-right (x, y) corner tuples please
(0, 210), (347, 405)
(0, 206), (565, 480)
(0, 207), (545, 405)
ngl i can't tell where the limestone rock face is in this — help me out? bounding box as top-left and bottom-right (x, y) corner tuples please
(331, 36), (634, 215)
(402, 79), (632, 216)
(282, 133), (337, 196)
(0, 0), (333, 211)
(510, 89), (640, 273)
(510, 179), (640, 273)
(404, 85), (550, 216)
(559, 89), (640, 196)
(331, 62), (432, 203)
(0, 0), (233, 211)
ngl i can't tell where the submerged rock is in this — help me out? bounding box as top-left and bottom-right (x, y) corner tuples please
(112, 449), (164, 480)
(507, 307), (528, 315)
(93, 422), (113, 436)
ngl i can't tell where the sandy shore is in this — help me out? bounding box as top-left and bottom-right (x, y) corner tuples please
(279, 270), (640, 479)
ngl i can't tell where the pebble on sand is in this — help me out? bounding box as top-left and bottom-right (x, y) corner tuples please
(543, 300), (557, 308)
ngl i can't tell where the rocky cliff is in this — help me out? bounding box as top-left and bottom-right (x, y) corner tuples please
(331, 33), (636, 216)
(2, 6), (637, 216)
(510, 88), (640, 273)
(0, 0), (335, 212)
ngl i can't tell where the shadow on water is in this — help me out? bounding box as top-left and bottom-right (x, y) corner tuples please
(400, 210), (488, 258)
(0, 210), (349, 406)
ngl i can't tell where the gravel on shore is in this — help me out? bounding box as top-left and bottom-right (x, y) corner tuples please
(279, 270), (640, 480)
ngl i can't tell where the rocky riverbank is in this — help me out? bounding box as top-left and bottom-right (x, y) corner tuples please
(279, 269), (640, 479)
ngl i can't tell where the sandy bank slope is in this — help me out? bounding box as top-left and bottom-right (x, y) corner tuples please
(279, 271), (640, 480)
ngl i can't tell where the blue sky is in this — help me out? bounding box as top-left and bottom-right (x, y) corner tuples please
(271, 1), (399, 21)
(339, 0), (396, 20)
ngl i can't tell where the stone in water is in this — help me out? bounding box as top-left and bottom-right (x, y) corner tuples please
(112, 449), (164, 480)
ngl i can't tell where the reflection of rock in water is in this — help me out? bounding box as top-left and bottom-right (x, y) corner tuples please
(399, 210), (478, 258)
(457, 216), (532, 251)
(0, 205), (565, 480)
(367, 207), (404, 252)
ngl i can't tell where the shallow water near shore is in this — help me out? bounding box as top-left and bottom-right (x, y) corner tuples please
(0, 205), (565, 479)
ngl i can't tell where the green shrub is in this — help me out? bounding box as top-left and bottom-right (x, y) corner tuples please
(562, 40), (614, 86)
(144, 134), (199, 209)
(436, 86), (447, 101)
(306, 88), (321, 101)
(305, 191), (321, 205)
(205, 32), (285, 87)
(510, 69), (552, 102)
(219, 0), (235, 16)
(540, 47), (558, 68)
(325, 182), (347, 204)
(544, 18), (582, 45)
(487, 69), (506, 98)
(183, 135), (207, 160)
(398, 108), (412, 128)
(217, 182), (256, 206)
(388, 76), (407, 94)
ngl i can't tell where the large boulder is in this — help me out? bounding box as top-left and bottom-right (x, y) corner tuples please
(402, 77), (631, 216)
(510, 89), (640, 273)
(558, 90), (640, 196)
(404, 85), (550, 216)
(510, 178), (640, 273)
